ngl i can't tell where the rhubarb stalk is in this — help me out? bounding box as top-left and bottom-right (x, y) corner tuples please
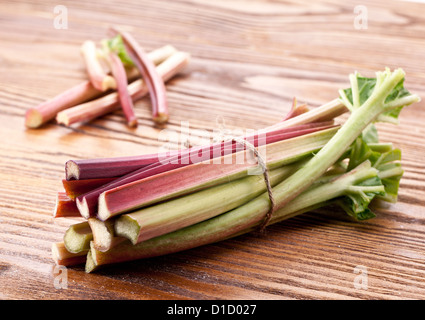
(25, 81), (101, 128)
(114, 163), (302, 244)
(96, 127), (338, 221)
(53, 192), (81, 218)
(112, 28), (169, 124)
(56, 51), (189, 127)
(52, 242), (87, 266)
(63, 221), (93, 253)
(108, 51), (138, 127)
(80, 40), (117, 92)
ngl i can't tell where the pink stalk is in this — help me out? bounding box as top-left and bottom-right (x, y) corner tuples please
(56, 51), (189, 127)
(81, 40), (116, 92)
(62, 177), (116, 199)
(108, 51), (137, 127)
(53, 192), (81, 218)
(112, 28), (169, 124)
(25, 81), (101, 128)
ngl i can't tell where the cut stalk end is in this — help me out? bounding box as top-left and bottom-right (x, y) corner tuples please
(76, 197), (91, 219)
(63, 221), (93, 253)
(97, 192), (111, 221)
(88, 218), (115, 252)
(52, 242), (87, 266)
(101, 75), (117, 91)
(153, 112), (169, 124)
(56, 111), (70, 126)
(65, 160), (80, 180)
(114, 215), (140, 245)
(25, 109), (43, 128)
(85, 248), (98, 273)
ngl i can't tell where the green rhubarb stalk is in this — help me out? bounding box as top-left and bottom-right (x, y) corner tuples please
(265, 68), (418, 212)
(114, 162), (304, 244)
(63, 221), (93, 254)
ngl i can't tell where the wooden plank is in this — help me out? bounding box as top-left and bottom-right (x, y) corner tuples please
(0, 0), (425, 300)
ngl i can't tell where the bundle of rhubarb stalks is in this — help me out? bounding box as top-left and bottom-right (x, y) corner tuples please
(25, 28), (190, 128)
(52, 68), (419, 273)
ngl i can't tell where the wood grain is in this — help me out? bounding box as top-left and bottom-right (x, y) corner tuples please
(1, 0), (425, 300)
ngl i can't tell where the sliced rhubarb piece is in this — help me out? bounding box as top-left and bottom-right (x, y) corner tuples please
(62, 177), (116, 199)
(52, 242), (87, 266)
(25, 80), (101, 128)
(112, 28), (169, 124)
(81, 40), (116, 92)
(108, 51), (138, 127)
(53, 192), (81, 218)
(63, 221), (93, 253)
(56, 51), (190, 127)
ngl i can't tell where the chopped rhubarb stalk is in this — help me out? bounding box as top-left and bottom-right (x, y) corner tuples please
(56, 51), (190, 127)
(81, 40), (116, 91)
(63, 221), (93, 254)
(62, 177), (116, 199)
(88, 218), (126, 252)
(53, 192), (81, 218)
(25, 80), (101, 128)
(108, 51), (138, 127)
(52, 242), (87, 266)
(112, 28), (169, 124)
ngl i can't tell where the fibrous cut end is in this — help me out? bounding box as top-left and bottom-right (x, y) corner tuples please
(76, 197), (91, 219)
(153, 112), (169, 124)
(63, 221), (93, 253)
(114, 215), (140, 245)
(88, 218), (114, 252)
(52, 242), (87, 266)
(97, 192), (112, 221)
(25, 109), (43, 128)
(65, 160), (80, 180)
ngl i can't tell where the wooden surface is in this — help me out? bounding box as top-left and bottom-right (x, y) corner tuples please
(1, 0), (425, 300)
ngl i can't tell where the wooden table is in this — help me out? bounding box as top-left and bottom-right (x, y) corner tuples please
(1, 0), (425, 300)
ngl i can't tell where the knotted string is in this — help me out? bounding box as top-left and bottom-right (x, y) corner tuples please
(232, 137), (276, 232)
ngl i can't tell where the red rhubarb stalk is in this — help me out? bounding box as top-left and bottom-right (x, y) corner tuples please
(81, 40), (116, 92)
(108, 51), (138, 127)
(52, 242), (87, 266)
(62, 177), (116, 199)
(112, 28), (169, 124)
(53, 192), (81, 218)
(25, 81), (101, 128)
(56, 51), (189, 127)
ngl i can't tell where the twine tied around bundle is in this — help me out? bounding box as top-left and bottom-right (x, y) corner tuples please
(232, 137), (276, 232)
